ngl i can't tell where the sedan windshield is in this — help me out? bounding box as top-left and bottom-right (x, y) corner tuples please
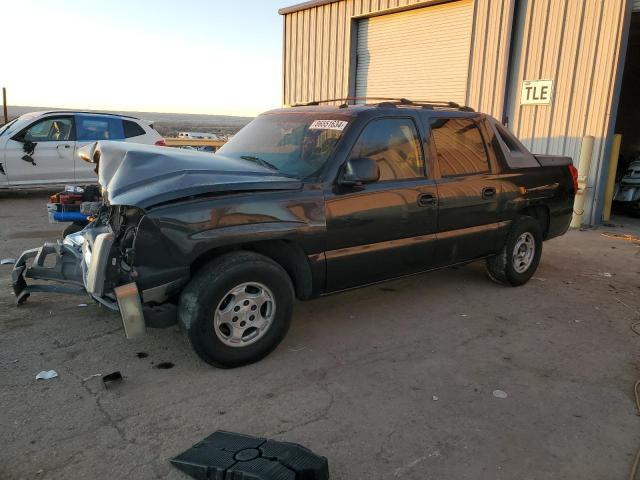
(217, 113), (349, 178)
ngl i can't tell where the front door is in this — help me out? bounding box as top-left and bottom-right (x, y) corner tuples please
(325, 116), (439, 291)
(4, 115), (75, 186)
(428, 116), (501, 265)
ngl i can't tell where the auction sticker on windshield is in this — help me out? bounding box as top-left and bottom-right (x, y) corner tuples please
(309, 120), (348, 131)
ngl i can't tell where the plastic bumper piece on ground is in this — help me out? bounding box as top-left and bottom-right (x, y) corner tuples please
(11, 242), (85, 305)
(170, 430), (329, 480)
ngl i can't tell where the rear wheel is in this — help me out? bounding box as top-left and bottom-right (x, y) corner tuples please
(486, 216), (543, 286)
(178, 251), (294, 368)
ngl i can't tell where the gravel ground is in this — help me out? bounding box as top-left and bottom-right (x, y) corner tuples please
(1, 194), (639, 480)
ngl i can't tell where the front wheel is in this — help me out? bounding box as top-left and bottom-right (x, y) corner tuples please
(486, 216), (543, 286)
(178, 251), (294, 368)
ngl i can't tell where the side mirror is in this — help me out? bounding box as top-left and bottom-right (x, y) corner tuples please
(340, 157), (380, 186)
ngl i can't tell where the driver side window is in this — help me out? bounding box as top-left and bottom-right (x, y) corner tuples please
(23, 117), (73, 142)
(349, 118), (424, 181)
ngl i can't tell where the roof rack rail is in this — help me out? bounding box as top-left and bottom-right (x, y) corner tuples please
(291, 97), (475, 112)
(38, 110), (141, 120)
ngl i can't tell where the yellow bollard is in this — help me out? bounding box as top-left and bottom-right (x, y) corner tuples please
(603, 134), (622, 222)
(571, 136), (595, 228)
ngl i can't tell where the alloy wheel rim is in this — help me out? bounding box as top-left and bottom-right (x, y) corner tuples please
(512, 232), (536, 274)
(213, 282), (276, 347)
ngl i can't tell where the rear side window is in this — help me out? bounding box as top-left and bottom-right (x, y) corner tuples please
(123, 120), (146, 138)
(76, 115), (124, 141)
(430, 118), (489, 177)
(349, 118), (424, 181)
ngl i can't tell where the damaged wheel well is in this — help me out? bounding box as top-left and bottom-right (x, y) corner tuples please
(520, 205), (550, 239)
(190, 240), (314, 300)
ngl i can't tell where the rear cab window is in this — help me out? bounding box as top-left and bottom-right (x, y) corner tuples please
(429, 117), (490, 177)
(76, 115), (124, 141)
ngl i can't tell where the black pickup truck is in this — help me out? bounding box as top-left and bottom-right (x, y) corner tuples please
(12, 100), (577, 368)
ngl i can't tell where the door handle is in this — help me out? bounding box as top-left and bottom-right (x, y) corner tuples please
(57, 144), (71, 149)
(418, 193), (437, 207)
(482, 186), (496, 199)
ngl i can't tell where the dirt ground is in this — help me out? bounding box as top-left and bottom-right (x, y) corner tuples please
(1, 194), (639, 480)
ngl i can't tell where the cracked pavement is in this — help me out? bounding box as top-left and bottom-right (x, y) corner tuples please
(1, 194), (640, 479)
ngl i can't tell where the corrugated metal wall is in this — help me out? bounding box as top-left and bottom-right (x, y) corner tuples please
(282, 0), (515, 119)
(466, 0), (515, 118)
(506, 0), (627, 223)
(355, 0), (474, 103)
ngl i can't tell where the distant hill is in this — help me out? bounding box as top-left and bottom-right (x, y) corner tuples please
(5, 105), (254, 137)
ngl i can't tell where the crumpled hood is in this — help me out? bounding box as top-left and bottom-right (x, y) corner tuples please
(79, 141), (302, 209)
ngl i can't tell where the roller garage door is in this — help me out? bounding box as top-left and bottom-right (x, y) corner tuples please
(355, 0), (474, 103)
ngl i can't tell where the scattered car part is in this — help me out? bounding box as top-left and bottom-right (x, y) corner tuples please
(101, 371), (123, 388)
(170, 430), (329, 480)
(154, 362), (174, 370)
(114, 283), (146, 339)
(12, 242), (85, 305)
(81, 373), (101, 383)
(35, 370), (58, 380)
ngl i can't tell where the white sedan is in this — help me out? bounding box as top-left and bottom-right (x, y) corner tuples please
(0, 111), (166, 188)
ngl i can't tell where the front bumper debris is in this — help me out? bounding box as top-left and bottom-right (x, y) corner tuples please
(10, 229), (175, 332)
(11, 242), (85, 305)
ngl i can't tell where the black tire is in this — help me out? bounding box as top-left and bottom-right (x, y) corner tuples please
(178, 251), (294, 368)
(485, 216), (543, 286)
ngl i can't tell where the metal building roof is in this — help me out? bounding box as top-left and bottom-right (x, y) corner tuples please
(278, 0), (341, 15)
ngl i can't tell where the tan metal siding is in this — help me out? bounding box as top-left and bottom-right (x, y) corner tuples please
(355, 0), (473, 103)
(466, 0), (516, 118)
(282, 0), (514, 115)
(507, 0), (626, 223)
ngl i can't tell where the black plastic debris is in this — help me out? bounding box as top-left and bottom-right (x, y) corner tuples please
(155, 362), (174, 370)
(102, 371), (123, 388)
(170, 430), (329, 480)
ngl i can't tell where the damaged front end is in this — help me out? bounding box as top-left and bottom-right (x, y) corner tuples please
(11, 205), (155, 338)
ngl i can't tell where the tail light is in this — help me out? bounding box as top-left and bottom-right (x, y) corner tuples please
(155, 139), (167, 147)
(568, 164), (578, 193)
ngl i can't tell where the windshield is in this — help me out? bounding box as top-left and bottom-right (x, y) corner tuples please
(217, 113), (349, 178)
(0, 119), (17, 137)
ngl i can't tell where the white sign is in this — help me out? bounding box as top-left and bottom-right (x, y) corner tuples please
(520, 79), (553, 105)
(309, 120), (348, 131)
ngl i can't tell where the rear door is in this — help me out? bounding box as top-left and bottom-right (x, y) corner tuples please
(4, 115), (75, 186)
(74, 115), (125, 183)
(324, 115), (439, 291)
(428, 115), (503, 265)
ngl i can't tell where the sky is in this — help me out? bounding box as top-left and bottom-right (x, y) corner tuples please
(1, 0), (291, 117)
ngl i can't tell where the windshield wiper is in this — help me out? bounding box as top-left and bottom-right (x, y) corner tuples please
(240, 155), (280, 172)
